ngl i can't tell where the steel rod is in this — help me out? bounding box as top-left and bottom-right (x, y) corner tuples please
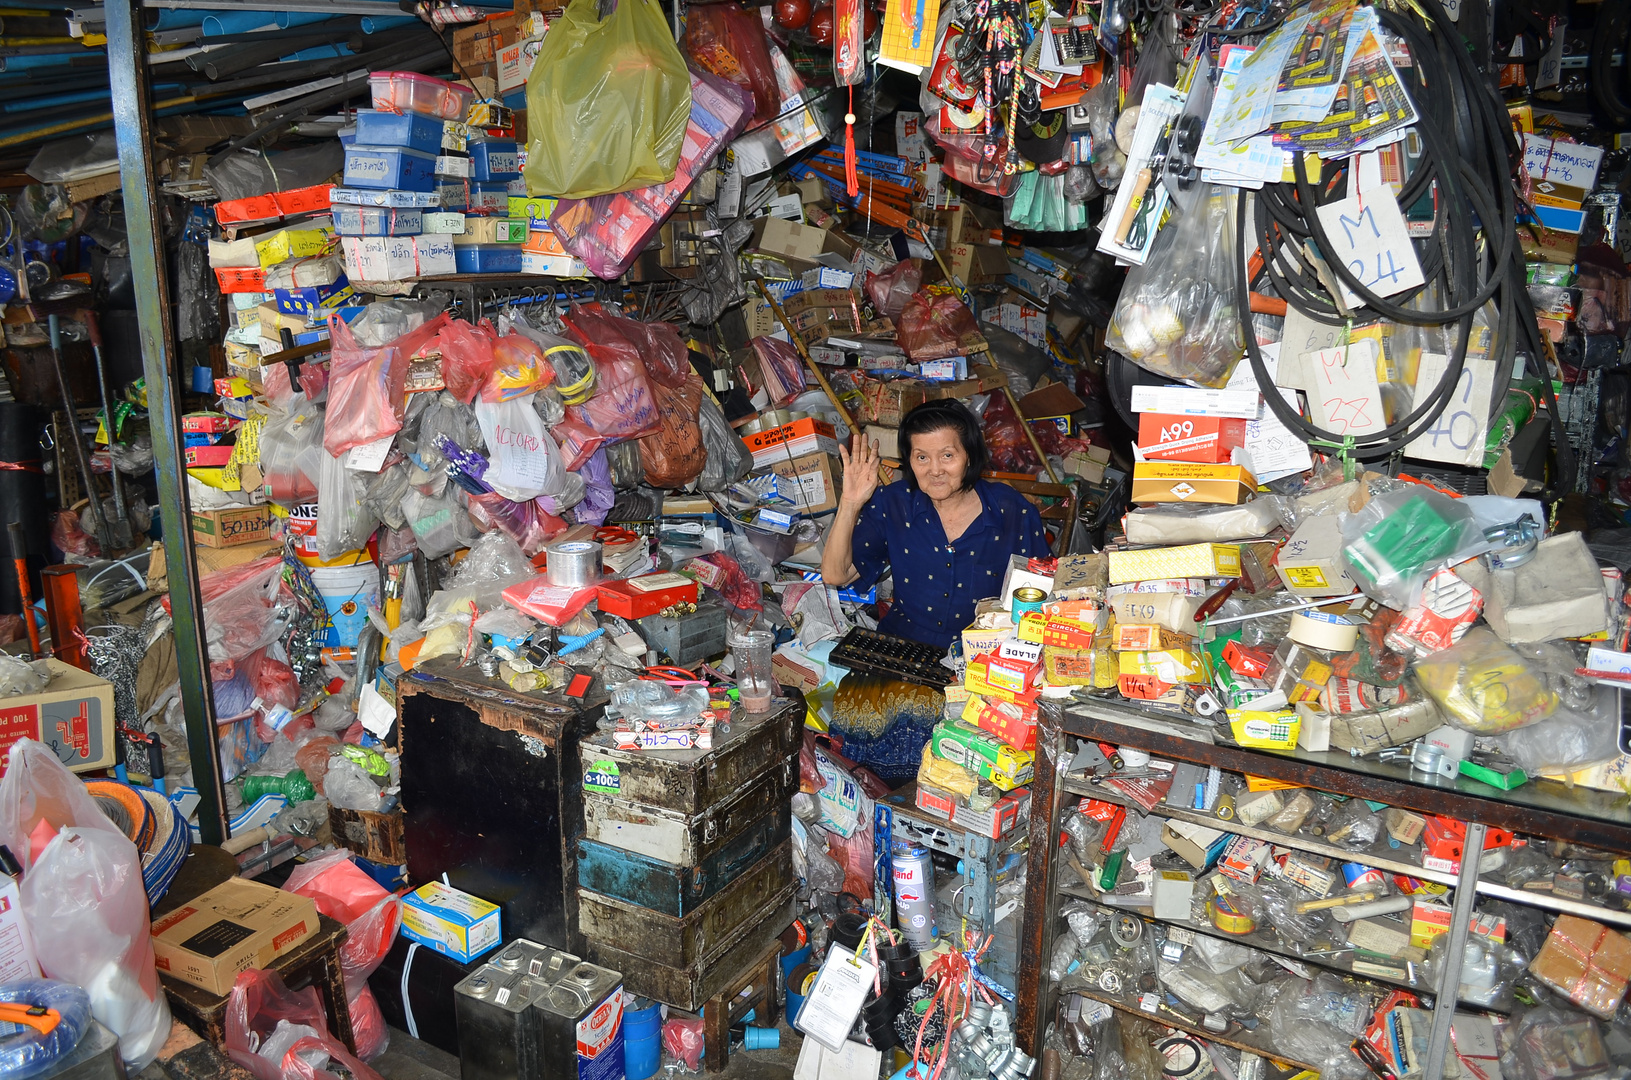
(1424, 823), (1485, 1080)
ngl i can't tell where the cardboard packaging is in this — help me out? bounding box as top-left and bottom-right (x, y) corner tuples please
(401, 881), (502, 964)
(1108, 543), (1241, 585)
(1529, 914), (1631, 1018)
(961, 693), (1037, 752)
(151, 878), (319, 994)
(930, 722), (1035, 789)
(1136, 414), (1247, 463)
(1275, 516), (1360, 597)
(766, 451), (844, 514)
(860, 381), (929, 427)
(914, 782), (1029, 839)
(192, 506), (273, 549)
(742, 417), (841, 469)
(1457, 532), (1610, 643)
(0, 660), (116, 775)
(1131, 463), (1257, 505)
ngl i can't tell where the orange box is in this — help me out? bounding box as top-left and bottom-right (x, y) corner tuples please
(961, 693), (1038, 752)
(742, 416), (841, 467)
(215, 183), (332, 226)
(596, 572), (699, 620)
(1136, 414), (1248, 463)
(214, 265), (266, 293)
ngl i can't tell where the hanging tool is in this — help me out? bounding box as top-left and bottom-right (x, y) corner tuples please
(81, 311), (134, 550)
(7, 521), (38, 657)
(44, 314), (111, 554)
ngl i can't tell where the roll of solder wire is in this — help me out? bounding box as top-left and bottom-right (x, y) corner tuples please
(1233, 0), (1574, 491)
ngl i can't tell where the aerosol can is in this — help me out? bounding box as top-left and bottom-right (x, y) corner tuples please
(453, 939), (578, 1080)
(892, 840), (940, 950)
(532, 959), (625, 1080)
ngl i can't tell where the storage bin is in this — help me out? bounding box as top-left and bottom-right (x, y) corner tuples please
(469, 139), (520, 182)
(343, 144), (438, 192)
(435, 180), (469, 210)
(330, 186), (442, 208)
(353, 108), (445, 153)
(333, 205), (424, 237)
(467, 182), (508, 211)
(454, 244), (524, 274)
(369, 70), (473, 122)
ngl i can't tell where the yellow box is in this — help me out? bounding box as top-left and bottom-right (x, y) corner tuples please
(1131, 463), (1257, 505)
(1043, 645), (1097, 686)
(1109, 543), (1241, 584)
(1228, 710), (1301, 749)
(255, 227), (333, 268)
(1120, 649), (1207, 685)
(961, 599), (1013, 658)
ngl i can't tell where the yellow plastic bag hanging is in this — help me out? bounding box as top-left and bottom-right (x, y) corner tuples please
(523, 0), (692, 199)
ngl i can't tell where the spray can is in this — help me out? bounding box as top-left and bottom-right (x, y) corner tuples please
(892, 842), (939, 950)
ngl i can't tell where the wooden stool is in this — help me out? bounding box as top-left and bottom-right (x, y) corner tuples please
(702, 937), (782, 1073)
(160, 914), (356, 1055)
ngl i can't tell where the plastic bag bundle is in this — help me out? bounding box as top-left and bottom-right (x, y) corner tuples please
(316, 449), (381, 561)
(1341, 488), (1484, 610)
(522, 0), (691, 199)
(437, 319), (498, 404)
(259, 402), (325, 506)
(561, 305), (663, 440)
(680, 2), (779, 126)
(865, 260), (922, 320)
(226, 968), (385, 1080)
(1415, 627), (1560, 734)
(323, 312), (450, 457)
(1105, 187), (1243, 388)
(474, 395), (567, 502)
(484, 333), (557, 402)
(696, 394), (751, 491)
(465, 491), (566, 556)
(896, 289), (986, 361)
(637, 373), (707, 489)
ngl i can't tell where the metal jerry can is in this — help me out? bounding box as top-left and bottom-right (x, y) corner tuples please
(452, 939), (578, 1080)
(531, 960), (626, 1080)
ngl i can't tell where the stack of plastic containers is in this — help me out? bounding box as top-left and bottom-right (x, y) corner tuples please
(452, 130), (526, 274)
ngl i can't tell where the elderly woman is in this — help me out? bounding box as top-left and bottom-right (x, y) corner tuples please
(820, 399), (1052, 650)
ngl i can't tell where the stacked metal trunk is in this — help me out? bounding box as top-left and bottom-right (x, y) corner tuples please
(575, 696), (804, 1010)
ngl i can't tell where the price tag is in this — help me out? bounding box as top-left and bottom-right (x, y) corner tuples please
(1403, 353), (1496, 467)
(795, 945), (877, 1052)
(1308, 338), (1386, 437)
(346, 435), (394, 472)
(1313, 187), (1425, 306)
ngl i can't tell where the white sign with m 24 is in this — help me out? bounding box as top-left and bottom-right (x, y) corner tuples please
(1314, 187), (1425, 307)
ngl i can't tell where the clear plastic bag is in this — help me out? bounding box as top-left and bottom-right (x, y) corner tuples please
(323, 312), (451, 457)
(226, 968), (385, 1080)
(197, 556), (287, 665)
(401, 485), (479, 559)
(896, 289), (986, 361)
(484, 333), (557, 402)
(324, 756), (383, 813)
(522, 0), (691, 199)
(260, 403), (325, 507)
(316, 448), (380, 561)
(1497, 685), (1619, 774)
(638, 373), (707, 489)
(0, 654), (50, 696)
(1340, 487), (1485, 609)
(865, 260), (923, 320)
(475, 396), (567, 502)
(681, 1), (779, 127)
(1414, 627), (1560, 734)
(696, 394), (752, 492)
(1105, 187), (1244, 388)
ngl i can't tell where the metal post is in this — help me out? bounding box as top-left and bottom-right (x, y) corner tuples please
(1423, 822), (1485, 1080)
(105, 0), (229, 846)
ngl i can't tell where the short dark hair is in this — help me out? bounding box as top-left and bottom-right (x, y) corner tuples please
(898, 399), (987, 493)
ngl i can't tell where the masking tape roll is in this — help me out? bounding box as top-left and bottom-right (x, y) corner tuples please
(1288, 610), (1359, 652)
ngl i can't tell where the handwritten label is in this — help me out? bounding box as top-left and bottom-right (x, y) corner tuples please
(1404, 353), (1495, 467)
(346, 435), (394, 472)
(1313, 188), (1425, 305)
(1244, 385), (1314, 483)
(1308, 338), (1386, 437)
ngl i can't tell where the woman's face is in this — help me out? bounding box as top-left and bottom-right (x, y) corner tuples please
(908, 426), (969, 500)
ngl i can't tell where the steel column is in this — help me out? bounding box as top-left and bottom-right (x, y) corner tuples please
(1423, 822), (1486, 1080)
(105, 0), (229, 845)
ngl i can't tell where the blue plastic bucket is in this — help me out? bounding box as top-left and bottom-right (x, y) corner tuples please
(623, 1001), (662, 1080)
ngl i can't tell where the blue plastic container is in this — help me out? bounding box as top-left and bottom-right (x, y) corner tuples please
(467, 182), (509, 211)
(454, 244), (523, 274)
(435, 180), (469, 210)
(470, 138), (520, 182)
(342, 144), (437, 192)
(623, 1002), (662, 1080)
(353, 108), (444, 154)
(333, 205), (424, 237)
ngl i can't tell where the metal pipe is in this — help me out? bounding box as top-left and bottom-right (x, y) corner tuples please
(189, 23), (359, 76)
(82, 311), (133, 549)
(44, 314), (111, 553)
(1423, 823), (1485, 1080)
(105, 0), (229, 846)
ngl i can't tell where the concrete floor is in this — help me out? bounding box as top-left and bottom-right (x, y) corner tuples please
(374, 1023), (807, 1080)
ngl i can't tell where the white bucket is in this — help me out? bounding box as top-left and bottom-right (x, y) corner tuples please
(310, 561), (381, 648)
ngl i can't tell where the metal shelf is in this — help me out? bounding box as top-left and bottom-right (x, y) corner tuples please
(1059, 773), (1631, 931)
(1056, 979), (1321, 1072)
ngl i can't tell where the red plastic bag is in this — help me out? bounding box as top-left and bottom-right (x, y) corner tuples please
(637, 373), (707, 488)
(551, 411), (608, 472)
(865, 259), (923, 320)
(663, 1015), (705, 1070)
(324, 311), (451, 456)
(690, 551), (762, 612)
(439, 319), (498, 404)
(897, 290), (986, 361)
(246, 649), (300, 712)
(981, 387), (1042, 472)
(226, 969), (385, 1080)
(50, 510), (97, 559)
(564, 303), (690, 389)
(681, 3), (780, 127)
(562, 308), (662, 440)
(466, 492), (567, 556)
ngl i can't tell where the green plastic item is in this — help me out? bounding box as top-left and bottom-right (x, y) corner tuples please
(339, 744), (391, 777)
(1345, 495), (1465, 596)
(241, 770), (316, 803)
(1100, 849), (1126, 892)
(1458, 758), (1528, 791)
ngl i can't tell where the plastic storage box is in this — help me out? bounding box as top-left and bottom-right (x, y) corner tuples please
(369, 71), (473, 122)
(333, 206), (424, 237)
(343, 145), (438, 192)
(453, 245), (524, 274)
(353, 109), (445, 154)
(469, 139), (521, 182)
(435, 181), (469, 210)
(467, 183), (508, 211)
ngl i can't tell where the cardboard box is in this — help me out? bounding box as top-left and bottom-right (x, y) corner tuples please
(1161, 820), (1226, 869)
(1136, 414), (1247, 463)
(1276, 515), (1359, 597)
(742, 417), (840, 468)
(749, 217), (856, 271)
(1108, 543), (1241, 584)
(191, 506), (272, 549)
(1529, 914), (1631, 1018)
(945, 241), (1010, 285)
(1131, 463), (1257, 505)
(766, 451), (843, 514)
(914, 782), (1029, 839)
(961, 693), (1037, 752)
(961, 600), (1013, 659)
(860, 381), (929, 427)
(151, 878), (319, 995)
(0, 660), (115, 775)
(401, 881), (502, 964)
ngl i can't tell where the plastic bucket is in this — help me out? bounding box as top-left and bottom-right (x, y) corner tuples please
(310, 561), (381, 647)
(623, 1001), (663, 1080)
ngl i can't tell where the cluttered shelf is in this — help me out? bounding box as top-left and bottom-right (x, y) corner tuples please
(1059, 694), (1631, 853)
(1055, 978), (1321, 1072)
(1057, 766), (1631, 931)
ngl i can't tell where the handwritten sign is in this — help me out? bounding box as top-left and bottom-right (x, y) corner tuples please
(1275, 308), (1347, 390)
(1404, 353), (1495, 467)
(1313, 187), (1425, 306)
(1308, 338), (1386, 437)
